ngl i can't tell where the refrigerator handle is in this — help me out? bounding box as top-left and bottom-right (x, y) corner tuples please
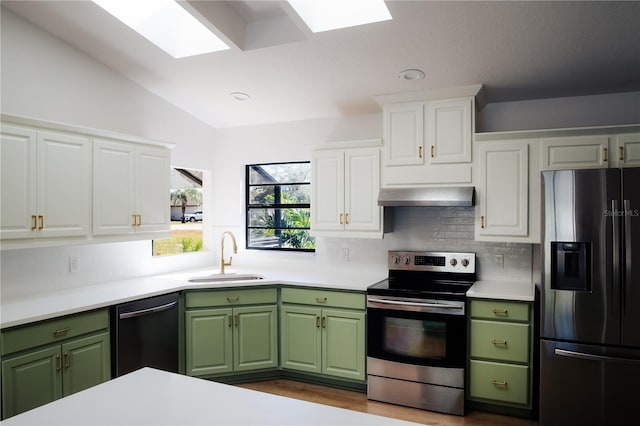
(612, 199), (621, 315)
(555, 348), (640, 365)
(624, 199), (632, 317)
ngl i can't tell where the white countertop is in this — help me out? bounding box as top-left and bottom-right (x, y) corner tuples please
(466, 280), (536, 302)
(1, 266), (386, 329)
(1, 367), (422, 425)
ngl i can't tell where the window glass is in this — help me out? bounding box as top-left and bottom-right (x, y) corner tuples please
(246, 162), (315, 251)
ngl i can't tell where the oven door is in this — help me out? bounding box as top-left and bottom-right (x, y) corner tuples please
(367, 295), (467, 369)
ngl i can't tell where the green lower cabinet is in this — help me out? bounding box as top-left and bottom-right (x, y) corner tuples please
(280, 305), (365, 381)
(469, 360), (529, 405)
(185, 305), (277, 377)
(1, 331), (110, 419)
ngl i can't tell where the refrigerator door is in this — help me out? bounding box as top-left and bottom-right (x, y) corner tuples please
(541, 169), (621, 344)
(540, 339), (640, 426)
(621, 167), (640, 347)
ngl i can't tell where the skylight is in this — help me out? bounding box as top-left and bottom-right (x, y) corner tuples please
(93, 0), (229, 58)
(288, 0), (392, 33)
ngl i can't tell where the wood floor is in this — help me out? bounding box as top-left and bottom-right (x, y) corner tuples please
(237, 379), (538, 426)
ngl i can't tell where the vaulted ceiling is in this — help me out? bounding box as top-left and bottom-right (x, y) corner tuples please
(3, 1), (639, 128)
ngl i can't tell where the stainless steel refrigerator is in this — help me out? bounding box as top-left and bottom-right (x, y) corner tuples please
(540, 168), (640, 426)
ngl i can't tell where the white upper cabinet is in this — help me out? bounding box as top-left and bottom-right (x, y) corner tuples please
(381, 96), (474, 186)
(93, 139), (170, 236)
(541, 135), (610, 170)
(427, 98), (472, 164)
(615, 133), (640, 168)
(1, 124), (91, 240)
(474, 138), (540, 244)
(312, 144), (383, 238)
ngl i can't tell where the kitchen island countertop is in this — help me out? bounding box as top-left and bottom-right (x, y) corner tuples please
(1, 367), (421, 425)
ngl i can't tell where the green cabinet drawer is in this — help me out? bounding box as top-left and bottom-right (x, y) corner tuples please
(1, 309), (109, 356)
(470, 320), (530, 363)
(470, 299), (530, 322)
(281, 287), (365, 310)
(186, 288), (277, 308)
(469, 360), (529, 405)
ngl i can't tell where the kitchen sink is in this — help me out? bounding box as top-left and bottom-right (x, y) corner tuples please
(188, 273), (264, 283)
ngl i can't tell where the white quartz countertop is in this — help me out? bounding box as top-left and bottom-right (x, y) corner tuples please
(1, 266), (386, 329)
(1, 367), (422, 425)
(467, 280), (536, 302)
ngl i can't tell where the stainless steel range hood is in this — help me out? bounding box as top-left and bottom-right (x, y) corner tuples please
(377, 187), (475, 207)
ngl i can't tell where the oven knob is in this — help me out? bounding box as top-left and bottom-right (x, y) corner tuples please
(450, 258), (457, 267)
(461, 258), (470, 267)
(403, 256), (411, 265)
(391, 255), (400, 264)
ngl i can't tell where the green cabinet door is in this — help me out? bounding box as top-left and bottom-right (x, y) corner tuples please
(234, 305), (278, 372)
(1, 345), (62, 418)
(61, 332), (111, 396)
(322, 309), (365, 381)
(185, 308), (233, 376)
(280, 305), (322, 374)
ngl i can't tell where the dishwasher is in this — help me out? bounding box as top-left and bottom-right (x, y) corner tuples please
(111, 292), (180, 377)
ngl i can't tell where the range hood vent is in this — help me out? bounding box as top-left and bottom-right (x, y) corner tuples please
(378, 187), (475, 207)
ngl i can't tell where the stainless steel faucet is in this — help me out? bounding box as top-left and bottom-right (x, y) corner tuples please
(220, 231), (238, 274)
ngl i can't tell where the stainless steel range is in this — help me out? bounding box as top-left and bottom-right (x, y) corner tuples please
(366, 250), (476, 416)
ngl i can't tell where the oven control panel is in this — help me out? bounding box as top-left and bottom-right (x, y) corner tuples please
(388, 251), (476, 273)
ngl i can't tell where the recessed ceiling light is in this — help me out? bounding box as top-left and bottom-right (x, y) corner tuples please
(230, 92), (251, 101)
(288, 0), (392, 33)
(398, 69), (425, 81)
(93, 0), (229, 59)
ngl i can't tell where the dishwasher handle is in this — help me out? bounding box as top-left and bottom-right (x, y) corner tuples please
(118, 301), (177, 320)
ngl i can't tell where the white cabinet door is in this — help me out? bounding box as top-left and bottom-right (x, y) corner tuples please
(93, 139), (136, 235)
(136, 145), (170, 233)
(383, 102), (424, 166)
(427, 98), (472, 164)
(477, 141), (529, 238)
(93, 140), (170, 235)
(0, 125), (37, 239)
(311, 150), (345, 232)
(541, 135), (610, 170)
(344, 149), (381, 232)
(615, 133), (640, 168)
(37, 131), (91, 238)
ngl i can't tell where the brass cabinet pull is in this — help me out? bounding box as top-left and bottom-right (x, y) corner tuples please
(345, 213), (349, 225)
(491, 339), (508, 346)
(31, 215), (37, 230)
(603, 147), (608, 162)
(53, 327), (70, 337)
(430, 145), (435, 158)
(491, 380), (508, 387)
(339, 213), (344, 224)
(480, 216), (485, 229)
(226, 295), (239, 302)
(131, 215), (137, 226)
(492, 308), (508, 316)
(316, 297), (327, 303)
(56, 354), (62, 371)
(234, 314), (239, 327)
(619, 146), (624, 161)
(316, 316), (320, 328)
(64, 352), (70, 369)
(321, 316), (326, 329)
(418, 146), (423, 159)
(137, 215), (142, 226)
(228, 315), (232, 328)
(38, 215), (44, 230)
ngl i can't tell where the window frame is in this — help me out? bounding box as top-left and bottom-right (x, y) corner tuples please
(245, 161), (315, 252)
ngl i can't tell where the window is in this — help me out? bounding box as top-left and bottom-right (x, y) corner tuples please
(246, 162), (315, 251)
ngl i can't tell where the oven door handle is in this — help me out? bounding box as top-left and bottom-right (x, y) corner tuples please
(367, 297), (463, 310)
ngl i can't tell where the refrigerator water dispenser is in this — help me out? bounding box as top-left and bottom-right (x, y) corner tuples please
(551, 241), (592, 291)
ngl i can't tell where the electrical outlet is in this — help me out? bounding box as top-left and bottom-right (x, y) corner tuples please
(495, 254), (504, 269)
(341, 248), (349, 262)
(69, 255), (79, 273)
